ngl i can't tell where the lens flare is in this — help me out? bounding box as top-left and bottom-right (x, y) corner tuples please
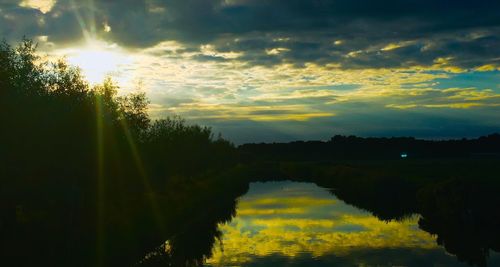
(62, 40), (132, 84)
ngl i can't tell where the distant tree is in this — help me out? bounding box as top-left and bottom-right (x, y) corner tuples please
(117, 91), (150, 137)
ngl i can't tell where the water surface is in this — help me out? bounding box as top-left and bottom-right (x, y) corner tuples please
(206, 181), (499, 267)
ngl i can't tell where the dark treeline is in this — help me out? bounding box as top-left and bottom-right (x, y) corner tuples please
(0, 40), (242, 266)
(239, 134), (500, 162)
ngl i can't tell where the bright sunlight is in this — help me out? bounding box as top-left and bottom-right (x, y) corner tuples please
(61, 40), (132, 84)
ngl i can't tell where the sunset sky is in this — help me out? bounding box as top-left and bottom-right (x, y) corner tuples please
(2, 0), (500, 143)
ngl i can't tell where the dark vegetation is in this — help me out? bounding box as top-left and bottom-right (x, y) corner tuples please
(1, 40), (500, 267)
(239, 134), (500, 162)
(0, 39), (241, 267)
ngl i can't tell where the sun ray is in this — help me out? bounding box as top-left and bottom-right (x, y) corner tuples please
(69, 0), (93, 41)
(95, 94), (106, 267)
(58, 40), (132, 84)
(117, 117), (167, 234)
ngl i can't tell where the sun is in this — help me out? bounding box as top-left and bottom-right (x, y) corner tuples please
(61, 40), (132, 84)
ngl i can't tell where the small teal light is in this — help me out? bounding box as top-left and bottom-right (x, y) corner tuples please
(401, 153), (408, 158)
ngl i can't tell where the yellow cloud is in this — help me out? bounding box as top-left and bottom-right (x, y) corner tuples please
(266, 47), (291, 55)
(166, 103), (335, 121)
(346, 50), (363, 58)
(334, 40), (343, 46)
(19, 0), (56, 14)
(423, 103), (484, 109)
(381, 44), (401, 51)
(188, 112), (335, 122)
(385, 104), (418, 109)
(387, 102), (493, 110)
(475, 64), (498, 72)
(432, 57), (466, 73)
(201, 44), (243, 59)
(380, 41), (415, 51)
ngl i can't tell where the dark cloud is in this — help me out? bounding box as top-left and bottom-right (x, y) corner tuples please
(194, 103), (500, 144)
(0, 5), (44, 41)
(2, 0), (500, 68)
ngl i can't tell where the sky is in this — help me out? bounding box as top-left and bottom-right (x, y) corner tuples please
(1, 0), (500, 143)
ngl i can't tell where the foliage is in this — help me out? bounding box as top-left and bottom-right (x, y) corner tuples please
(0, 39), (236, 266)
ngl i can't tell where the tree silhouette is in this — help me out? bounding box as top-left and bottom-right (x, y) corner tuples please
(0, 39), (237, 267)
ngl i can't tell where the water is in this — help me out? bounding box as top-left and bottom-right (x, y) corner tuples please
(205, 181), (499, 267)
(5, 159), (500, 266)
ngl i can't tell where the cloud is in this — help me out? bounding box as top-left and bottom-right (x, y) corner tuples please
(2, 0), (500, 70)
(2, 0), (500, 141)
(19, 0), (56, 14)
